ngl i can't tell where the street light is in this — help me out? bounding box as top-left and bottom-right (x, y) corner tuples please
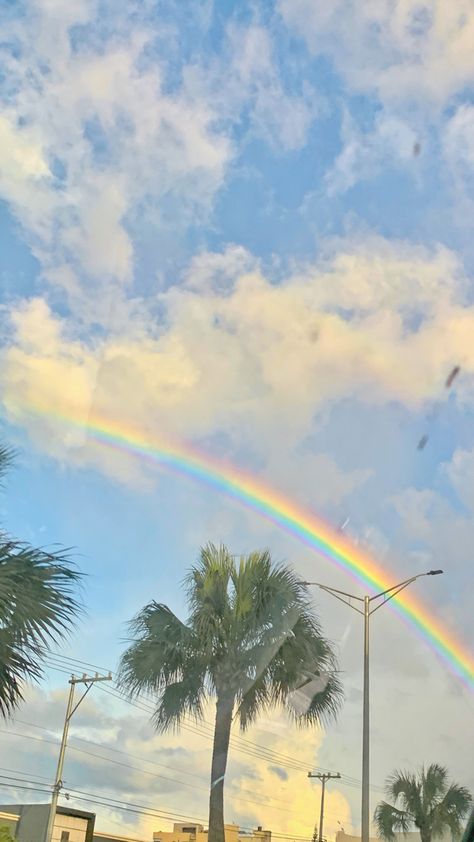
(301, 569), (443, 842)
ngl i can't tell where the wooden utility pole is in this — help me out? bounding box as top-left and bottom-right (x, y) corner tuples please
(308, 771), (341, 842)
(44, 672), (112, 842)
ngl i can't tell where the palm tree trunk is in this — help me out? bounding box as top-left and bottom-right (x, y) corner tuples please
(208, 693), (234, 842)
(419, 828), (431, 842)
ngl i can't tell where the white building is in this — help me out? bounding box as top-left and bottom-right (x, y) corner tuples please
(0, 803), (95, 842)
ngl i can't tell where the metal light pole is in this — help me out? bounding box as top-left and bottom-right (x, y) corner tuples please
(303, 570), (443, 842)
(45, 671), (112, 842)
(308, 771), (341, 842)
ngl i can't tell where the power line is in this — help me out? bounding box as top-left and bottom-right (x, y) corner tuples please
(0, 724), (349, 823)
(44, 653), (338, 776)
(61, 788), (320, 840)
(0, 782), (52, 796)
(0, 765), (53, 782)
(95, 680), (376, 797)
(42, 652), (383, 795)
(0, 778), (324, 840)
(0, 773), (52, 788)
(0, 725), (357, 829)
(14, 718), (207, 784)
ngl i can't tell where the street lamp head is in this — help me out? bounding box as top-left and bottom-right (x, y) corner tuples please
(427, 569), (443, 576)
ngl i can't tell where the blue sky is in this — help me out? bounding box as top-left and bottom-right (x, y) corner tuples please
(1, 0), (474, 838)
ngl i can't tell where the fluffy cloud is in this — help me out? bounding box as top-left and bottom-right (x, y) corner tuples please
(442, 104), (474, 220)
(278, 0), (474, 108)
(0, 685), (352, 839)
(0, 3), (318, 320)
(444, 448), (474, 513)
(325, 111), (419, 196)
(223, 24), (317, 152)
(2, 236), (473, 492)
(0, 3), (230, 303)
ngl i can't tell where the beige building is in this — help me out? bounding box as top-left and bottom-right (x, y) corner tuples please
(0, 806), (271, 842)
(153, 822), (271, 842)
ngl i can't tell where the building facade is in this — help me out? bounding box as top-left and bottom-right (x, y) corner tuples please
(153, 822), (271, 842)
(0, 806), (271, 842)
(0, 804), (95, 842)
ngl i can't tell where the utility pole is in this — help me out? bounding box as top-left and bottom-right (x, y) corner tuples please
(303, 570), (443, 842)
(44, 672), (112, 842)
(308, 771), (341, 842)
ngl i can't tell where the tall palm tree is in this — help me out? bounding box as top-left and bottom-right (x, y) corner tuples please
(0, 443), (83, 717)
(375, 764), (472, 842)
(118, 544), (342, 842)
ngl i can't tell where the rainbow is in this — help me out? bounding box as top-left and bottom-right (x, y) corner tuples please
(14, 401), (474, 690)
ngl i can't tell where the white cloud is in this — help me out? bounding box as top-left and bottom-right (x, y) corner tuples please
(326, 110), (419, 196)
(224, 24), (317, 151)
(1, 685), (352, 839)
(389, 483), (474, 588)
(442, 104), (474, 217)
(444, 104), (474, 171)
(444, 447), (474, 513)
(278, 0), (474, 108)
(0, 10), (231, 301)
(2, 235), (473, 491)
(0, 115), (50, 184)
(0, 5), (319, 320)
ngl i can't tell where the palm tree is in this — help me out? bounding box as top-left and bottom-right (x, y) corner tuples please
(0, 443), (83, 717)
(118, 543), (342, 842)
(375, 764), (472, 842)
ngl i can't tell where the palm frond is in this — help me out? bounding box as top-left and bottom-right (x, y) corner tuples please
(120, 546), (342, 745)
(118, 602), (200, 697)
(235, 590), (342, 729)
(377, 765), (472, 842)
(423, 764), (448, 810)
(387, 770), (422, 817)
(299, 671), (343, 727)
(375, 802), (411, 839)
(152, 673), (209, 733)
(237, 670), (272, 730)
(185, 544), (233, 654)
(431, 784), (473, 840)
(0, 445), (15, 486)
(0, 540), (82, 718)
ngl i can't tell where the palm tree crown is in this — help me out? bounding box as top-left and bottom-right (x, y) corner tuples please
(375, 764), (472, 842)
(119, 544), (343, 842)
(0, 443), (83, 717)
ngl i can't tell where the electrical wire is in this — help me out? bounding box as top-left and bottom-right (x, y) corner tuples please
(0, 723), (350, 823)
(4, 647), (370, 830)
(0, 728), (357, 830)
(0, 765), (53, 782)
(60, 788), (319, 840)
(42, 651), (383, 795)
(44, 653), (338, 776)
(0, 776), (329, 839)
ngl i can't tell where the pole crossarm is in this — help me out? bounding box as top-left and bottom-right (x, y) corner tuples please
(300, 582), (364, 614)
(44, 671), (112, 842)
(308, 772), (342, 842)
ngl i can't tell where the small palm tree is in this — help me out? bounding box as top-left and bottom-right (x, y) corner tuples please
(375, 764), (472, 842)
(0, 444), (83, 717)
(118, 544), (342, 842)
